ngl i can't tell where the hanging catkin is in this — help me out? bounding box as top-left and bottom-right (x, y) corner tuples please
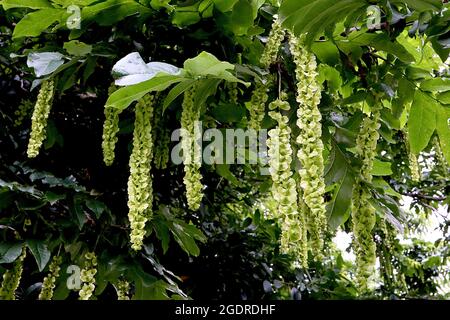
(267, 94), (307, 267)
(78, 252), (97, 300)
(289, 33), (327, 257)
(27, 79), (55, 158)
(403, 130), (420, 182)
(433, 136), (448, 177)
(38, 255), (62, 300)
(0, 247), (26, 300)
(247, 19), (285, 131)
(181, 87), (203, 210)
(127, 94), (155, 250)
(102, 84), (121, 166)
(351, 105), (381, 291)
(115, 280), (130, 300)
(152, 101), (171, 170)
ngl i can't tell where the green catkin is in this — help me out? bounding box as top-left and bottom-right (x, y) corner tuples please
(267, 95), (307, 267)
(79, 252), (97, 300)
(260, 20), (286, 69)
(247, 82), (270, 131)
(14, 100), (34, 127)
(433, 136), (449, 177)
(102, 84), (121, 166)
(115, 280), (130, 300)
(38, 255), (62, 300)
(351, 106), (381, 292)
(247, 19), (285, 131)
(289, 33), (327, 257)
(127, 94), (155, 251)
(181, 87), (203, 211)
(153, 103), (171, 170)
(0, 247), (26, 300)
(404, 131), (420, 182)
(27, 79), (55, 158)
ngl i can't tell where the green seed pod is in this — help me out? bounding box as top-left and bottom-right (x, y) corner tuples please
(115, 280), (130, 300)
(402, 130), (420, 182)
(181, 87), (203, 211)
(433, 136), (448, 178)
(153, 102), (171, 170)
(351, 106), (381, 292)
(38, 255), (62, 300)
(78, 252), (97, 300)
(14, 99), (34, 127)
(27, 79), (55, 158)
(102, 84), (121, 166)
(0, 247), (26, 300)
(267, 96), (307, 267)
(127, 94), (155, 251)
(260, 20), (286, 69)
(247, 81), (270, 131)
(289, 33), (327, 258)
(247, 19), (284, 131)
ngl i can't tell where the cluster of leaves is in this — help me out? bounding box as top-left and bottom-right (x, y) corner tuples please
(0, 0), (449, 300)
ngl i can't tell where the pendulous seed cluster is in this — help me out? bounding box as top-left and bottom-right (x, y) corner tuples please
(0, 247), (26, 300)
(351, 105), (381, 291)
(27, 79), (55, 158)
(289, 33), (327, 258)
(115, 280), (130, 300)
(127, 94), (155, 250)
(260, 20), (286, 69)
(267, 95), (307, 267)
(79, 252), (97, 300)
(180, 87), (203, 211)
(403, 130), (420, 182)
(247, 19), (285, 131)
(153, 102), (171, 170)
(102, 84), (121, 166)
(38, 255), (62, 300)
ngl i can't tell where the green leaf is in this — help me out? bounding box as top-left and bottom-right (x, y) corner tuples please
(391, 0), (442, 12)
(280, 0), (367, 45)
(26, 240), (51, 272)
(71, 195), (87, 230)
(213, 0), (238, 12)
(231, 0), (254, 35)
(193, 78), (221, 108)
(12, 8), (65, 39)
(154, 219), (170, 254)
(371, 160), (393, 176)
(85, 199), (107, 219)
(211, 103), (246, 123)
(163, 79), (197, 111)
(44, 191), (66, 205)
(0, 242), (23, 264)
(327, 168), (354, 230)
(311, 41), (340, 66)
(82, 0), (149, 26)
(436, 104), (450, 163)
(63, 40), (92, 56)
(2, 0), (51, 9)
(216, 164), (239, 185)
(317, 64), (342, 92)
(341, 32), (416, 63)
(420, 78), (450, 92)
(408, 91), (438, 154)
(170, 221), (206, 257)
(437, 91), (450, 104)
(184, 51), (234, 78)
(106, 74), (185, 111)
